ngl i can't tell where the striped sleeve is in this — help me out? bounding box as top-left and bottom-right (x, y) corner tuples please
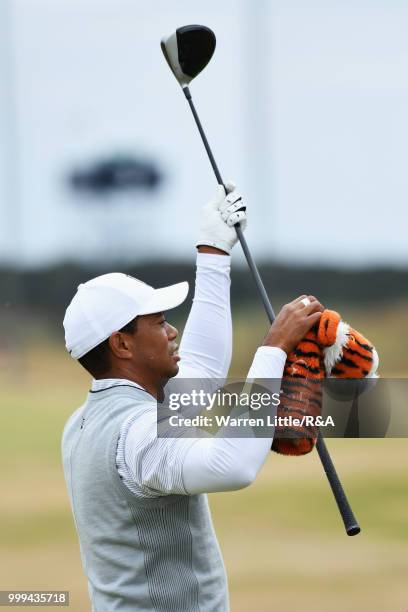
(117, 409), (199, 499)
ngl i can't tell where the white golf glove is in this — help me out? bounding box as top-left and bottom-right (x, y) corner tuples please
(196, 181), (247, 254)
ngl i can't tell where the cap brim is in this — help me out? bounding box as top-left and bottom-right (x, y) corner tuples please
(138, 281), (189, 316)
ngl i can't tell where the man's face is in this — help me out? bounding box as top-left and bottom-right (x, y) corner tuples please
(130, 312), (180, 380)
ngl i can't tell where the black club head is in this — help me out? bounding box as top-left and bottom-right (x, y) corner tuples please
(161, 25), (216, 86)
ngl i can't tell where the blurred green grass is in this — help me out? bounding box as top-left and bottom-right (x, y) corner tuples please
(0, 303), (407, 611)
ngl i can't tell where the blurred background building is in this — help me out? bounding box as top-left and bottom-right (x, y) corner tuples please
(1, 0), (407, 268)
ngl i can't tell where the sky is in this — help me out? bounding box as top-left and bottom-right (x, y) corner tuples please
(0, 0), (407, 267)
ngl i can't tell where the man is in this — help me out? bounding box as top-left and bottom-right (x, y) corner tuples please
(62, 183), (323, 611)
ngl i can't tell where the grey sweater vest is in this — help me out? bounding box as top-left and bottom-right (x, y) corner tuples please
(61, 385), (229, 611)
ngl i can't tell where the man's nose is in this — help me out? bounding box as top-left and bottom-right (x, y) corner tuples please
(166, 322), (178, 339)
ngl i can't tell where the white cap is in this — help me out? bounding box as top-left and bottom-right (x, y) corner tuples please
(63, 272), (189, 359)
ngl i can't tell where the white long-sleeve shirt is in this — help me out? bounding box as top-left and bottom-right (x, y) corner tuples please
(93, 252), (286, 498)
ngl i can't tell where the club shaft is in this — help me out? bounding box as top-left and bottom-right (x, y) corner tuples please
(184, 87), (276, 321)
(234, 225), (276, 321)
(183, 85), (360, 536)
(184, 86), (223, 184)
(316, 436), (361, 535)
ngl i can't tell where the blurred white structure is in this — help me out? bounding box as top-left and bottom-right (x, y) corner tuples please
(1, 0), (408, 267)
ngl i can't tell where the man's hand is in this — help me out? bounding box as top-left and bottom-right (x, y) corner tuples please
(196, 181), (247, 255)
(263, 295), (324, 355)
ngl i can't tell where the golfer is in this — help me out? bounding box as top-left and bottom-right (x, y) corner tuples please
(62, 183), (323, 612)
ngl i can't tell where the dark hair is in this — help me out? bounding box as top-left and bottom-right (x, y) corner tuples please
(78, 318), (137, 377)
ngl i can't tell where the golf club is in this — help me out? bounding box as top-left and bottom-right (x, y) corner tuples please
(161, 24), (360, 536)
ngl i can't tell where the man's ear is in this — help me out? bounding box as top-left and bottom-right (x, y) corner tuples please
(108, 332), (133, 359)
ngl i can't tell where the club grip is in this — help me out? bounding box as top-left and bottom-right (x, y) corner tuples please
(316, 436), (361, 535)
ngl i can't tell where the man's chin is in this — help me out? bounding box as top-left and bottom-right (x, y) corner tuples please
(160, 363), (180, 381)
(169, 363), (180, 377)
(160, 358), (180, 381)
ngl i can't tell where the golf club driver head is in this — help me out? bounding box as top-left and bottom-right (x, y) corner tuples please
(161, 25), (216, 87)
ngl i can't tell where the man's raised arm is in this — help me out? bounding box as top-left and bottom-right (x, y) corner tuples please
(177, 181), (246, 380)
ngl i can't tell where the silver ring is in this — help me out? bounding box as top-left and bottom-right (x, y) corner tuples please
(301, 297), (311, 308)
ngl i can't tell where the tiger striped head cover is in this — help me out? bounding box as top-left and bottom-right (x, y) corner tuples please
(271, 310), (379, 456)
